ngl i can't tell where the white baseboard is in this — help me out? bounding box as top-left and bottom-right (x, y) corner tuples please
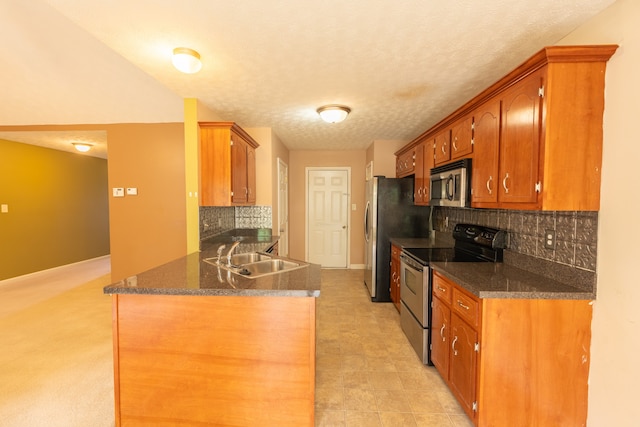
(0, 255), (111, 286)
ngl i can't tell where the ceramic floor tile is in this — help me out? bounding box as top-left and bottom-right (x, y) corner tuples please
(345, 411), (382, 427)
(413, 413), (455, 427)
(343, 388), (378, 411)
(379, 411), (417, 426)
(315, 269), (471, 426)
(373, 389), (413, 412)
(316, 386), (344, 411)
(315, 410), (346, 427)
(449, 414), (476, 427)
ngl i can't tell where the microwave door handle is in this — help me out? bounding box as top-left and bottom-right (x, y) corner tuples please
(445, 174), (454, 200)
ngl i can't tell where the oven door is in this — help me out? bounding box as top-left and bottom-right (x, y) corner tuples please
(399, 254), (429, 327)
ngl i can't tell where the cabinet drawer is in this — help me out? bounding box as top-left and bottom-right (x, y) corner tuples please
(432, 273), (452, 305)
(452, 288), (479, 327)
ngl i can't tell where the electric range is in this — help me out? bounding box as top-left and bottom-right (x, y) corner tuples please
(399, 224), (507, 364)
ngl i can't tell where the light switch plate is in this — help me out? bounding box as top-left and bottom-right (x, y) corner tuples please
(1, 204), (8, 213)
(126, 187), (138, 196)
(113, 188), (124, 197)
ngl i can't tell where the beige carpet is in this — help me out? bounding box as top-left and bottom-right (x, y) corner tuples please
(0, 275), (115, 426)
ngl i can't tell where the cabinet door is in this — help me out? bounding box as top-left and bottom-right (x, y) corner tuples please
(449, 314), (478, 421)
(413, 142), (433, 205)
(471, 99), (501, 205)
(231, 133), (248, 204)
(431, 296), (450, 378)
(390, 245), (401, 312)
(246, 145), (256, 204)
(396, 149), (415, 177)
(499, 70), (543, 205)
(450, 116), (473, 160)
(434, 130), (451, 165)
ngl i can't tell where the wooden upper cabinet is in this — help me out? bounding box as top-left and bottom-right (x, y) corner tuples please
(433, 130), (451, 165)
(414, 140), (434, 205)
(396, 147), (415, 177)
(471, 99), (501, 205)
(200, 122), (259, 206)
(450, 115), (473, 160)
(397, 44), (618, 211)
(498, 69), (543, 206)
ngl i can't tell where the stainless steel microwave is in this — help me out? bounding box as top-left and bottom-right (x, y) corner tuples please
(429, 159), (471, 207)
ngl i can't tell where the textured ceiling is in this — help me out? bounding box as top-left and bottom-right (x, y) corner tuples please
(0, 0), (617, 156)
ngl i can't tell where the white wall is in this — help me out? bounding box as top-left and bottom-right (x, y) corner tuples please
(558, 1), (640, 425)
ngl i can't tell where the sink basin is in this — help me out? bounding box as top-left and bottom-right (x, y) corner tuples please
(203, 253), (307, 279)
(236, 259), (303, 277)
(204, 252), (271, 266)
(230, 252), (271, 265)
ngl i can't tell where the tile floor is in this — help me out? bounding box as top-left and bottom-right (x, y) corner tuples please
(315, 269), (474, 427)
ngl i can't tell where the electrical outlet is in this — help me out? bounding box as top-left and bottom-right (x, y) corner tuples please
(544, 229), (556, 249)
(112, 188), (124, 197)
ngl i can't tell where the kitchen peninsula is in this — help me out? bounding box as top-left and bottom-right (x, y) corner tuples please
(104, 233), (320, 427)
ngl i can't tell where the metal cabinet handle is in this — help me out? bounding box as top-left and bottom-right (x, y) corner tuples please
(486, 175), (493, 195)
(452, 336), (458, 356)
(441, 144), (446, 155)
(436, 285), (446, 293)
(417, 188), (423, 196)
(452, 137), (458, 152)
(502, 173), (510, 194)
(440, 324), (446, 342)
(457, 300), (470, 310)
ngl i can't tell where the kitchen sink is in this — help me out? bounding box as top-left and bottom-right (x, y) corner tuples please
(236, 259), (303, 276)
(203, 253), (307, 278)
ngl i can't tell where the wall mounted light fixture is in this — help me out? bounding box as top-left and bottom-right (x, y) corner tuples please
(72, 143), (92, 152)
(172, 47), (202, 74)
(317, 105), (351, 123)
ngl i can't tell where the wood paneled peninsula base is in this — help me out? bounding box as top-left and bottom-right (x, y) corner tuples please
(104, 251), (321, 427)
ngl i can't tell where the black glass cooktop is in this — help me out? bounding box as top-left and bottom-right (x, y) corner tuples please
(402, 246), (488, 266)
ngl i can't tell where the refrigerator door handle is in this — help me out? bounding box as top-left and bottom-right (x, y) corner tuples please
(364, 201), (371, 242)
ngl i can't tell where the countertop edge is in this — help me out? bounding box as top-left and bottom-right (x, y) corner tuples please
(431, 263), (595, 301)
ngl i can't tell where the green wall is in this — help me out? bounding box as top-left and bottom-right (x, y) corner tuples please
(0, 139), (110, 280)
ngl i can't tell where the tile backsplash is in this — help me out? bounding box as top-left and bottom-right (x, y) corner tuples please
(433, 207), (598, 273)
(199, 206), (272, 241)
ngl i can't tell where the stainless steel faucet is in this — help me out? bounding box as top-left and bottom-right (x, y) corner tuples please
(226, 241), (241, 266)
(216, 244), (226, 265)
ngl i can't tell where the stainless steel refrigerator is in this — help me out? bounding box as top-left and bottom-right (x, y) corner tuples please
(364, 176), (431, 302)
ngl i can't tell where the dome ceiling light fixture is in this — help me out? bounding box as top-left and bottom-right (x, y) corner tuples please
(72, 142), (93, 152)
(172, 47), (202, 74)
(317, 105), (351, 123)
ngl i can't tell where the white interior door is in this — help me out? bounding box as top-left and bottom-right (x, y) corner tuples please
(307, 169), (349, 267)
(277, 158), (289, 257)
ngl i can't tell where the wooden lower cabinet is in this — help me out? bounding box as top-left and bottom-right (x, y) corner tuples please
(390, 244), (401, 312)
(432, 271), (592, 426)
(111, 294), (316, 426)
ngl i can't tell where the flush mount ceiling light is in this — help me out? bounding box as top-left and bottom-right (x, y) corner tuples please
(317, 105), (351, 123)
(172, 47), (202, 74)
(72, 143), (92, 153)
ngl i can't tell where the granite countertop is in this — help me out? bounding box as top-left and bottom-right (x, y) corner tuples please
(104, 230), (321, 298)
(431, 261), (595, 300)
(390, 232), (455, 249)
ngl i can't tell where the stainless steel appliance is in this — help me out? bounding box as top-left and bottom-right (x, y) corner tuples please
(429, 159), (471, 207)
(364, 176), (431, 302)
(400, 223), (506, 364)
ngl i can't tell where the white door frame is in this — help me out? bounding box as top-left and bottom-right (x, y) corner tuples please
(277, 158), (289, 257)
(305, 167), (351, 266)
